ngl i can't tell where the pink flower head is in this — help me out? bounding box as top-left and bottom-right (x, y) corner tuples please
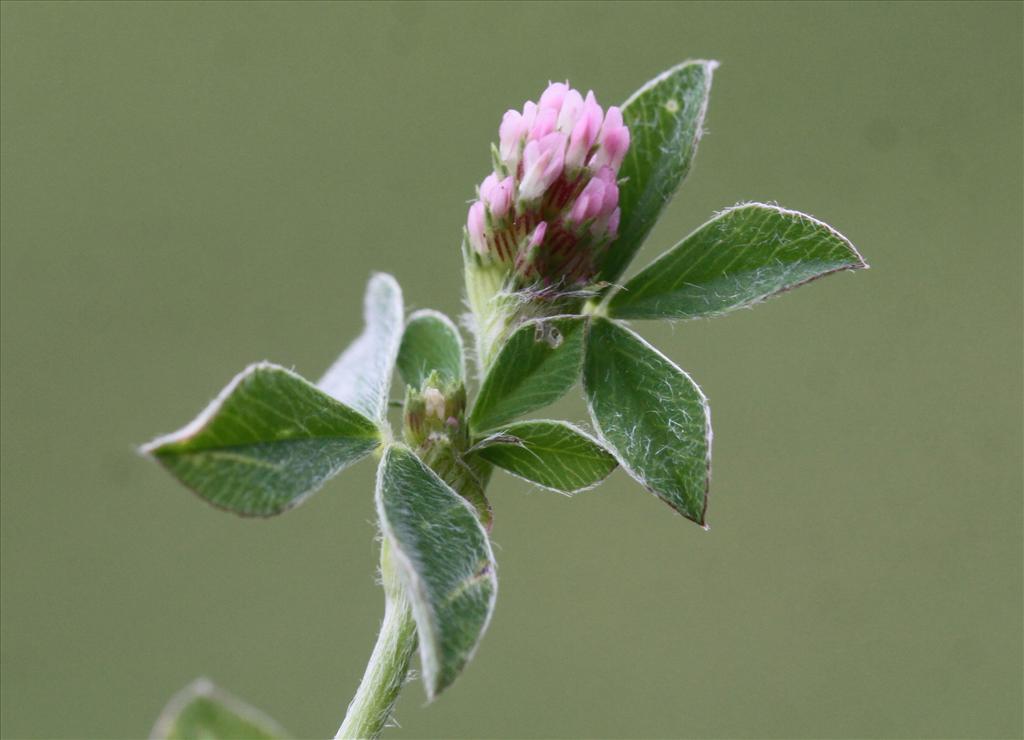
(467, 80), (629, 290)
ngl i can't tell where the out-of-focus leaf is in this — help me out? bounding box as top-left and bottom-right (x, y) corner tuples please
(150, 678), (287, 740)
(376, 445), (497, 699)
(143, 363), (379, 516)
(319, 273), (403, 421)
(608, 203), (867, 319)
(583, 318), (711, 525)
(598, 60), (717, 288)
(397, 309), (464, 388)
(470, 420), (616, 494)
(469, 316), (585, 433)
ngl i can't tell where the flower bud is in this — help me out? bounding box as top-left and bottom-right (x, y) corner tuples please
(565, 91), (603, 172)
(480, 174), (514, 220)
(519, 132), (566, 204)
(498, 109), (526, 170)
(538, 81), (569, 112)
(556, 89), (584, 133)
(467, 200), (487, 255)
(423, 387), (446, 421)
(403, 375), (467, 450)
(465, 80), (630, 293)
(529, 221), (548, 247)
(590, 106), (630, 171)
(529, 107), (558, 141)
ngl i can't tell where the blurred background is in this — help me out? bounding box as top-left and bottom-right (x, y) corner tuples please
(2, 2), (1021, 738)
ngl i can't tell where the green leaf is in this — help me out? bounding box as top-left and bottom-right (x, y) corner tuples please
(397, 309), (464, 389)
(598, 59), (717, 288)
(376, 445), (497, 699)
(608, 203), (867, 319)
(143, 363), (380, 516)
(151, 678), (288, 740)
(469, 316), (586, 433)
(318, 273), (404, 422)
(469, 420), (616, 494)
(583, 318), (711, 525)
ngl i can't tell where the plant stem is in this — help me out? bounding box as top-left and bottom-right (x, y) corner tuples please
(335, 538), (418, 740)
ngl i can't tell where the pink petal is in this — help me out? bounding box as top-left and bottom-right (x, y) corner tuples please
(564, 91), (604, 170)
(499, 110), (526, 164)
(607, 207), (620, 234)
(556, 89), (584, 133)
(530, 107), (557, 141)
(487, 175), (514, 218)
(539, 82), (569, 112)
(529, 221), (548, 248)
(519, 132), (566, 202)
(480, 173), (498, 201)
(467, 201), (487, 254)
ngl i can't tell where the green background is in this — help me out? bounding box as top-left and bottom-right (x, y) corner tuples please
(2, 2), (1021, 738)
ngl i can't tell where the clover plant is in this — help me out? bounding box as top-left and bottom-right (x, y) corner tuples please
(142, 60), (866, 739)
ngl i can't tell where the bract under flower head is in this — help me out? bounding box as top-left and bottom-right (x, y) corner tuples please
(467, 81), (630, 293)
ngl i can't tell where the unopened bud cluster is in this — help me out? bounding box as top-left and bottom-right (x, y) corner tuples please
(466, 82), (630, 292)
(403, 374), (467, 452)
(403, 375), (491, 525)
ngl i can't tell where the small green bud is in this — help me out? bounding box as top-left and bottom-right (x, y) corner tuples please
(402, 372), (467, 451)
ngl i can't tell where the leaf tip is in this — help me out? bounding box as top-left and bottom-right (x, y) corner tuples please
(151, 677), (287, 740)
(849, 249), (870, 271)
(368, 270), (401, 289)
(367, 271), (404, 313)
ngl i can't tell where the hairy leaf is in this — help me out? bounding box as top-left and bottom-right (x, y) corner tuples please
(470, 420), (616, 494)
(584, 319), (711, 525)
(598, 59), (717, 288)
(397, 309), (464, 389)
(608, 203), (867, 319)
(318, 273), (403, 421)
(376, 445), (497, 699)
(469, 316), (586, 433)
(143, 363), (379, 516)
(150, 678), (287, 740)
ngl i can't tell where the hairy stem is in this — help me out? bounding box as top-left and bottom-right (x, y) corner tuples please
(335, 539), (417, 740)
